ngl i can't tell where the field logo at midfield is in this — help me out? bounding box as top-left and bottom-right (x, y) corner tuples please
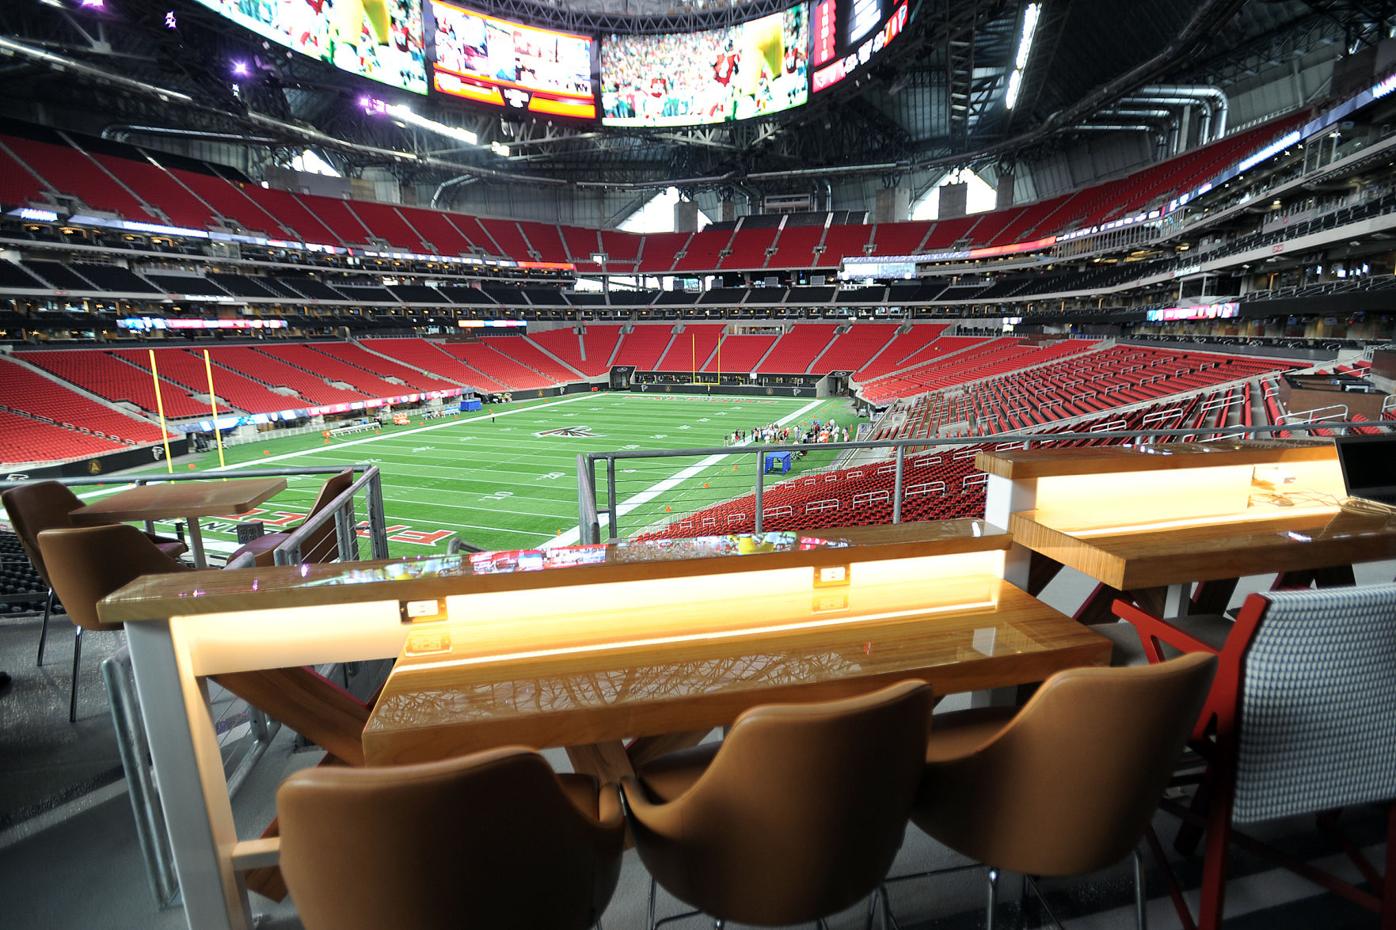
(536, 426), (598, 438)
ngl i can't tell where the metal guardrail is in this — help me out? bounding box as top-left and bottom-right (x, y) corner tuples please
(576, 421), (1396, 544)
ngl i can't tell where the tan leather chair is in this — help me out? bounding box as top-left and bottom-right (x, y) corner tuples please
(621, 679), (932, 928)
(37, 524), (190, 721)
(911, 653), (1216, 930)
(277, 747), (625, 930)
(2, 480), (185, 665)
(227, 469), (353, 567)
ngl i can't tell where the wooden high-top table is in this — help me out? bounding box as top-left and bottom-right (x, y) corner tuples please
(72, 477), (286, 567)
(98, 520), (1109, 930)
(978, 441), (1396, 618)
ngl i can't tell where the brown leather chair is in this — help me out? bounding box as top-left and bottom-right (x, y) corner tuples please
(621, 679), (932, 928)
(277, 747), (625, 930)
(226, 470), (353, 567)
(36, 523), (190, 721)
(911, 653), (1217, 930)
(2, 480), (185, 665)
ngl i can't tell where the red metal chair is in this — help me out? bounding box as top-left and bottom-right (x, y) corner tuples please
(1111, 585), (1396, 930)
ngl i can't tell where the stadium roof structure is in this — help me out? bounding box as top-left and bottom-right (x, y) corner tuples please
(0, 0), (1387, 193)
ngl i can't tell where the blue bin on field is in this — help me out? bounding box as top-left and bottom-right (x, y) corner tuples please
(764, 451), (793, 475)
(460, 399), (483, 412)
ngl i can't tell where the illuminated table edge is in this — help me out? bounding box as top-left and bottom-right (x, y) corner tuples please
(97, 520), (1012, 624)
(70, 477), (289, 523)
(977, 442), (1336, 480)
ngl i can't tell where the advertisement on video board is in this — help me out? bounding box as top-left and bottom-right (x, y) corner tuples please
(600, 4), (809, 126)
(191, 0), (428, 94)
(427, 1), (598, 119)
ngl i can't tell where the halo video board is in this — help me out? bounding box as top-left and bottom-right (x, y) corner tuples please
(810, 0), (909, 93)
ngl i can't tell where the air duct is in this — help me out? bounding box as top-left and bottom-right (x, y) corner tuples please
(1130, 85), (1228, 140)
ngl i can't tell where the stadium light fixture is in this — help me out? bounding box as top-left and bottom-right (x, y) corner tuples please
(363, 97), (478, 146)
(231, 60), (250, 78)
(1004, 2), (1041, 110)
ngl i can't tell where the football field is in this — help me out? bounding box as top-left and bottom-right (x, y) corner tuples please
(95, 392), (865, 559)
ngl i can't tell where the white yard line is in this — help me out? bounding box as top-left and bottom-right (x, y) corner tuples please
(545, 398), (825, 548)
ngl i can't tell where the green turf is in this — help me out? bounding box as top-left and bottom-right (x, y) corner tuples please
(91, 392), (864, 559)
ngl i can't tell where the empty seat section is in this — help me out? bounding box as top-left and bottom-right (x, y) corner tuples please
(562, 225), (602, 265)
(93, 155), (217, 230)
(599, 230), (642, 270)
(766, 226), (824, 269)
(476, 219), (532, 261)
(0, 357), (163, 443)
(174, 170), (281, 236)
(256, 345), (400, 397)
(637, 232), (691, 273)
(816, 225), (872, 267)
(438, 342), (552, 390)
(486, 334), (580, 381)
(921, 217), (976, 250)
(310, 343), (457, 392)
(518, 222), (570, 263)
(702, 334), (777, 373)
(360, 338), (499, 388)
(612, 326), (675, 370)
(22, 350), (207, 418)
(579, 324), (625, 375)
(3, 136), (156, 221)
(812, 324), (900, 374)
(854, 325), (948, 380)
(300, 194), (373, 246)
(397, 206), (475, 255)
(524, 328), (589, 374)
(243, 187), (343, 245)
(672, 229), (733, 273)
(0, 410), (129, 464)
(0, 142), (48, 207)
(210, 347), (367, 405)
(871, 221), (932, 256)
(131, 348), (292, 414)
(719, 228), (778, 269)
(350, 201), (426, 251)
(657, 324), (725, 371)
(758, 324), (840, 373)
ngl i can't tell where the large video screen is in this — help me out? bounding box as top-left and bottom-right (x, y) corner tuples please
(600, 5), (809, 127)
(427, 1), (598, 119)
(192, 0), (428, 94)
(810, 0), (908, 93)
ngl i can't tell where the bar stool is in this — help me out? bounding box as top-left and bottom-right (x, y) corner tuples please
(277, 747), (625, 930)
(622, 679), (931, 929)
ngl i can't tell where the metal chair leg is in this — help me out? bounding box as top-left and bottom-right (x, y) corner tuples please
(69, 625), (83, 722)
(1133, 848), (1148, 930)
(986, 867), (999, 930)
(647, 876), (657, 930)
(36, 588), (54, 666)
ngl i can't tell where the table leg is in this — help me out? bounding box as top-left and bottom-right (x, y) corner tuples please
(627, 731), (710, 767)
(1126, 585), (1191, 620)
(1192, 578), (1239, 615)
(566, 741), (636, 784)
(1025, 551), (1064, 598)
(127, 621), (253, 930)
(187, 520), (208, 569)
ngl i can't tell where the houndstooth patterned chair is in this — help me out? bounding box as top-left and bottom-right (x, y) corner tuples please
(1232, 583), (1396, 824)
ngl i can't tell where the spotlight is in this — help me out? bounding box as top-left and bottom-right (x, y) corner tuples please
(164, 10), (177, 28)
(80, 0), (105, 8)
(231, 60), (250, 78)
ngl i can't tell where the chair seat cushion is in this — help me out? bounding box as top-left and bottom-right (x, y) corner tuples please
(153, 540), (188, 559)
(635, 741), (721, 803)
(925, 706), (1016, 763)
(227, 533), (290, 567)
(1095, 613), (1233, 667)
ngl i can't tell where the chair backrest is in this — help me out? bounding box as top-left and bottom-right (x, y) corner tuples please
(296, 470), (354, 564)
(277, 747), (624, 930)
(1, 480), (85, 586)
(36, 524), (188, 631)
(917, 653), (1216, 877)
(1232, 584), (1396, 824)
(630, 679), (931, 926)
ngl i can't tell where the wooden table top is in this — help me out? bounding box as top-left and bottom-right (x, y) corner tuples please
(72, 477), (287, 525)
(976, 440), (1335, 480)
(1010, 503), (1396, 590)
(361, 579), (1110, 766)
(98, 518), (1007, 623)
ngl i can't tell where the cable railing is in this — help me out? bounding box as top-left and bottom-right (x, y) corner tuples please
(576, 421), (1396, 544)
